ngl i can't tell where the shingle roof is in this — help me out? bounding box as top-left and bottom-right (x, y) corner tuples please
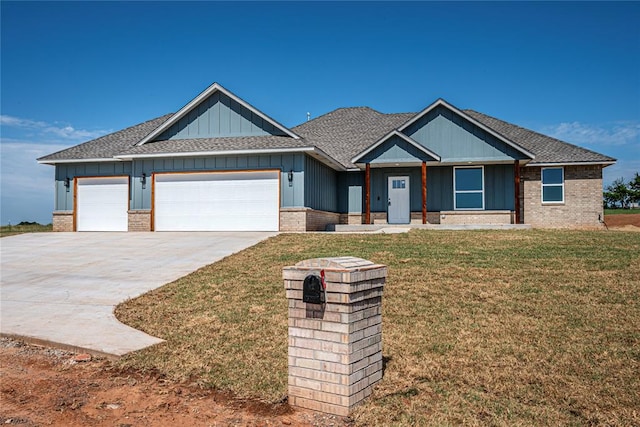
(464, 110), (616, 165)
(293, 107), (414, 168)
(38, 104), (615, 168)
(37, 114), (173, 162)
(120, 134), (310, 157)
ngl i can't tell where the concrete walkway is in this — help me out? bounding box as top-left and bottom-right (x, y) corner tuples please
(0, 232), (275, 357)
(331, 223), (532, 232)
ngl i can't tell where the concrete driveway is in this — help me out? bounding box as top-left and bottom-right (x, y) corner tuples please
(0, 232), (276, 356)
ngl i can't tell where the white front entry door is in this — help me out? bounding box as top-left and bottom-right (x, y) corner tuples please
(387, 176), (410, 224)
(76, 177), (129, 231)
(154, 171), (279, 231)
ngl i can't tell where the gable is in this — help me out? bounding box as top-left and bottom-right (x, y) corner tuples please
(156, 90), (287, 140)
(403, 104), (530, 163)
(355, 133), (439, 165)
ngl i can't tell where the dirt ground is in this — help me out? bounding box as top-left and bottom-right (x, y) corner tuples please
(604, 213), (640, 230)
(0, 338), (350, 427)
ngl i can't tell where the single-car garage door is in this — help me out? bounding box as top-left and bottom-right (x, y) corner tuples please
(154, 171), (279, 231)
(76, 177), (129, 231)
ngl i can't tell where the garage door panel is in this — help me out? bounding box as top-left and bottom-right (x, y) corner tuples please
(154, 172), (279, 231)
(77, 177), (129, 232)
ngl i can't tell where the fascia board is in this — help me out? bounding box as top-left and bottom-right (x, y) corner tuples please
(438, 159), (523, 166)
(398, 98), (537, 160)
(396, 98), (446, 131)
(137, 83), (300, 145)
(350, 130), (441, 164)
(37, 158), (127, 165)
(365, 160), (441, 168)
(527, 161), (616, 167)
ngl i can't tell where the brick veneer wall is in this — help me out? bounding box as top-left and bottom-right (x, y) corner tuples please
(368, 211), (512, 225)
(280, 208), (341, 232)
(307, 210), (341, 231)
(339, 214), (364, 225)
(522, 165), (604, 228)
(439, 210), (512, 225)
(52, 211), (73, 232)
(128, 210), (152, 231)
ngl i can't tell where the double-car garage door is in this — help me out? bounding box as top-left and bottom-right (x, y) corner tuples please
(75, 171), (279, 232)
(154, 171), (279, 231)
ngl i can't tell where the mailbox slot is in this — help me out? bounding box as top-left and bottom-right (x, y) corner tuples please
(302, 273), (325, 304)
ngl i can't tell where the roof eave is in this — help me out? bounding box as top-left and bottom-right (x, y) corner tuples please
(136, 83), (300, 145)
(37, 157), (127, 165)
(528, 160), (617, 167)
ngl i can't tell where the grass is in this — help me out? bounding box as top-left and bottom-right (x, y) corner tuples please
(604, 208), (640, 215)
(115, 230), (640, 426)
(0, 222), (52, 237)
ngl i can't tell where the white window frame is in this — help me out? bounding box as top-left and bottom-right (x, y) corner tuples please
(453, 166), (485, 210)
(541, 167), (565, 204)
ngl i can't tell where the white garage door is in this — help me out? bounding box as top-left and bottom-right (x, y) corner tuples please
(76, 177), (129, 231)
(154, 171), (279, 231)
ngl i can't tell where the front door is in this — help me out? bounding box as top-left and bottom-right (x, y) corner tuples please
(388, 176), (410, 224)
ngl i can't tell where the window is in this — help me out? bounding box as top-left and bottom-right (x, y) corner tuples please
(392, 179), (406, 189)
(454, 166), (484, 210)
(541, 167), (564, 203)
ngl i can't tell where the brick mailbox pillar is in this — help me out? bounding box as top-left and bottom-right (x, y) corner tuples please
(283, 256), (386, 416)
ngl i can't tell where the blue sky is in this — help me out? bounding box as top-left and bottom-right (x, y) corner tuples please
(1, 1), (638, 225)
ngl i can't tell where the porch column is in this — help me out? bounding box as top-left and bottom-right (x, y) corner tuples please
(514, 161), (520, 224)
(365, 163), (371, 224)
(421, 162), (427, 224)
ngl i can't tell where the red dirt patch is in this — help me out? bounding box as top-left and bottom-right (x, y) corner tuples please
(604, 213), (640, 230)
(0, 339), (350, 427)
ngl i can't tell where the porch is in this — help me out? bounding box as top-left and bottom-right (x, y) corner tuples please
(339, 162), (524, 226)
(329, 223), (531, 232)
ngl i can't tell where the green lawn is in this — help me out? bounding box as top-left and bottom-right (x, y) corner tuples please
(604, 208), (640, 215)
(0, 223), (52, 237)
(116, 230), (640, 426)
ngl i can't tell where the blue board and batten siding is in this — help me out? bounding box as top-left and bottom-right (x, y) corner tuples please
(357, 135), (438, 164)
(157, 91), (286, 140)
(54, 154), (306, 212)
(404, 105), (528, 163)
(304, 156), (338, 212)
(54, 162), (132, 211)
(337, 172), (364, 213)
(426, 167), (453, 212)
(133, 154), (305, 210)
(484, 164), (515, 210)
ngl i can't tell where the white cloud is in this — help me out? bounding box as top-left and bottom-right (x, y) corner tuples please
(0, 115), (48, 128)
(0, 114), (109, 141)
(603, 158), (640, 187)
(0, 114), (111, 225)
(541, 121), (640, 147)
(0, 140), (69, 225)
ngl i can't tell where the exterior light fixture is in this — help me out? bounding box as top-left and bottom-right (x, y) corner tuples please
(288, 170), (294, 187)
(141, 173), (147, 189)
(64, 177), (70, 188)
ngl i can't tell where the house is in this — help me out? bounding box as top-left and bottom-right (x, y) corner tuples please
(38, 82), (616, 232)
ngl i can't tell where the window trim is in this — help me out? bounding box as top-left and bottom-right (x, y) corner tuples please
(541, 166), (565, 204)
(453, 165), (485, 210)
